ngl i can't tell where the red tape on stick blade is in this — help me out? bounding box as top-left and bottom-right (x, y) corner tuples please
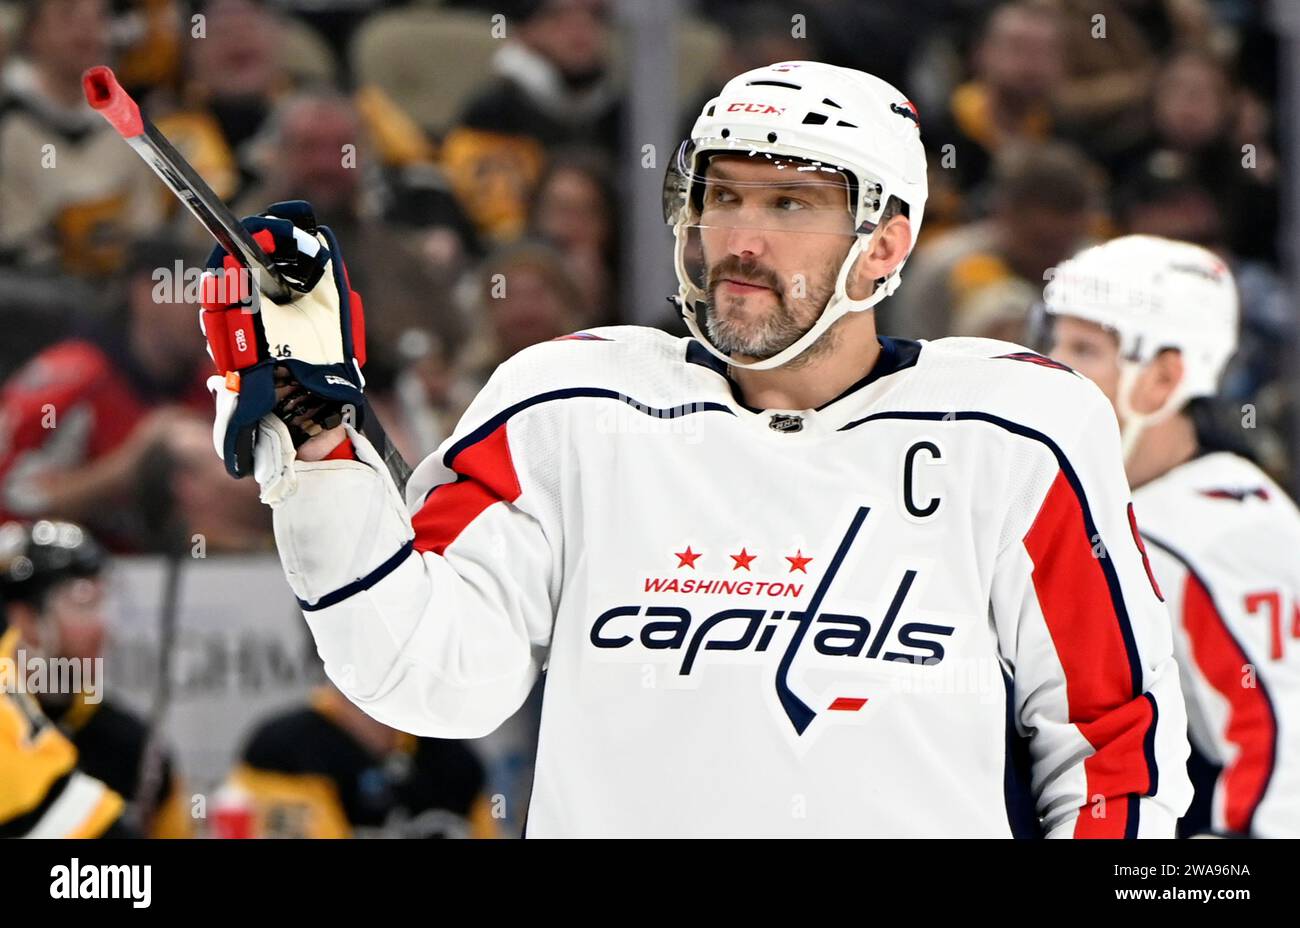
(82, 66), (144, 137)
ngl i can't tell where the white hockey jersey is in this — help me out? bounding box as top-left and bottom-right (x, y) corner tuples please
(269, 326), (1192, 837)
(1133, 451), (1300, 837)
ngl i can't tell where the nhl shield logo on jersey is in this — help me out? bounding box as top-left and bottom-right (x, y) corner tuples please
(769, 413), (803, 433)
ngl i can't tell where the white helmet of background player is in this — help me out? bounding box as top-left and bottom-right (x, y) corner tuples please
(663, 61), (928, 370)
(1042, 234), (1239, 454)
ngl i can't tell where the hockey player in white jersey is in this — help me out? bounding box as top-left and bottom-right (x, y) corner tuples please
(198, 62), (1191, 837)
(1044, 235), (1300, 838)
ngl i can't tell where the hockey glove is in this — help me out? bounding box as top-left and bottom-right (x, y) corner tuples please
(199, 200), (368, 480)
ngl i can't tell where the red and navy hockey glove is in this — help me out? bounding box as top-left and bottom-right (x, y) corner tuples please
(199, 200), (368, 479)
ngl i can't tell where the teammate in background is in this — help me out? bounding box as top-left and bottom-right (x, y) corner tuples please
(1045, 235), (1300, 837)
(198, 62), (1191, 836)
(0, 519), (192, 837)
(220, 681), (496, 838)
(0, 521), (128, 837)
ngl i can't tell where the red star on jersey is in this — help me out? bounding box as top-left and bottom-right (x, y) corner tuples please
(675, 546), (701, 569)
(730, 548), (756, 571)
(786, 550), (813, 573)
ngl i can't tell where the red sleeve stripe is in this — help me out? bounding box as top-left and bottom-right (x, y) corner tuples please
(1128, 503), (1164, 601)
(1072, 697), (1158, 837)
(1024, 469), (1142, 718)
(412, 423), (521, 556)
(1180, 571), (1277, 834)
(1073, 794), (1140, 839)
(1023, 468), (1157, 838)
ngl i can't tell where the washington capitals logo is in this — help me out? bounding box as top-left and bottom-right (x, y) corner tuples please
(890, 101), (920, 127)
(588, 508), (955, 739)
(552, 331), (611, 341)
(1171, 260), (1229, 283)
(1200, 486), (1270, 503)
(997, 351), (1076, 374)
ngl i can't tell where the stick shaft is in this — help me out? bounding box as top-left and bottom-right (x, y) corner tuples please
(123, 128), (291, 302)
(83, 66), (412, 491)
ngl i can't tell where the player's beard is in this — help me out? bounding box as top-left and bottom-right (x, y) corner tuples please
(704, 253), (841, 366)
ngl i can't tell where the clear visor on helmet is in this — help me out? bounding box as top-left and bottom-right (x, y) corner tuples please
(665, 141), (860, 302)
(663, 140), (858, 237)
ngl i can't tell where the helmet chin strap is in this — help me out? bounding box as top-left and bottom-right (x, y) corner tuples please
(1116, 358), (1183, 464)
(674, 226), (900, 372)
(1116, 362), (1150, 463)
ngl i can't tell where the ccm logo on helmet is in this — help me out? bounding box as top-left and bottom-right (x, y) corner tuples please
(726, 102), (785, 115)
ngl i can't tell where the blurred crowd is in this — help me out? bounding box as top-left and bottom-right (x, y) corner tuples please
(0, 0), (1291, 555)
(0, 0), (1292, 836)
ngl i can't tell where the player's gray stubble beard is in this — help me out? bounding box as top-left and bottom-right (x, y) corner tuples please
(705, 255), (843, 370)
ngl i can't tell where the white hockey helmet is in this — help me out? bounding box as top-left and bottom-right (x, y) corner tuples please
(663, 60), (928, 370)
(1043, 234), (1239, 458)
(1043, 234), (1239, 405)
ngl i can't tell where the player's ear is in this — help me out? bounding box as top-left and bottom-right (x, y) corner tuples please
(846, 216), (912, 300)
(1132, 349), (1185, 415)
(1155, 349), (1186, 404)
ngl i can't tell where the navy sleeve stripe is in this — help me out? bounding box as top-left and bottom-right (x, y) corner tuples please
(1142, 691), (1160, 797)
(298, 540), (415, 613)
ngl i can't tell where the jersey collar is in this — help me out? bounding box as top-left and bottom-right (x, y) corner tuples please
(686, 335), (922, 415)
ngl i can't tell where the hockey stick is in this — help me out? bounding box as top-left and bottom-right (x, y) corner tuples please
(132, 511), (184, 836)
(81, 66), (413, 492)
